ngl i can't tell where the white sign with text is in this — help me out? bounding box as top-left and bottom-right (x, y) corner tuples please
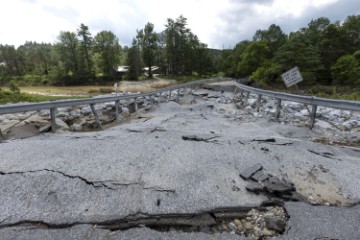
(281, 67), (303, 88)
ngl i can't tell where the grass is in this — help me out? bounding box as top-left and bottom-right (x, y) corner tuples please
(0, 90), (89, 105)
(0, 79), (177, 104)
(119, 79), (176, 93)
(263, 84), (360, 102)
(307, 85), (360, 101)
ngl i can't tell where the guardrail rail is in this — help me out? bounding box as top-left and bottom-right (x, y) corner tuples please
(234, 80), (360, 129)
(0, 78), (231, 140)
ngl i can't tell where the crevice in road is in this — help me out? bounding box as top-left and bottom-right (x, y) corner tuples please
(0, 169), (140, 191)
(143, 187), (176, 194)
(0, 204), (288, 239)
(307, 149), (343, 161)
(181, 134), (220, 144)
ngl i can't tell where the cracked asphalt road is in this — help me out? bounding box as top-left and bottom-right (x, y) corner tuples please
(0, 91), (359, 239)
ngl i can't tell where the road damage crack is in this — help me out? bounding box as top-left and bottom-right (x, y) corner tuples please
(0, 205), (289, 239)
(143, 187), (176, 194)
(0, 169), (136, 191)
(181, 134), (220, 143)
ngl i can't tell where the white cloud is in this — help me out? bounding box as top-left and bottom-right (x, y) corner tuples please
(0, 0), (358, 49)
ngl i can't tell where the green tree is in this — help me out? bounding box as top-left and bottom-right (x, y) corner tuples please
(251, 60), (281, 85)
(164, 15), (213, 76)
(164, 15), (191, 75)
(237, 41), (271, 77)
(331, 52), (360, 85)
(55, 31), (80, 83)
(0, 44), (24, 76)
(342, 15), (360, 53)
(126, 39), (142, 80)
(305, 17), (331, 46)
(17, 41), (54, 76)
(77, 23), (94, 77)
(136, 22), (158, 78)
(274, 32), (323, 85)
(253, 24), (286, 56)
(222, 41), (251, 77)
(94, 30), (121, 79)
(318, 22), (347, 83)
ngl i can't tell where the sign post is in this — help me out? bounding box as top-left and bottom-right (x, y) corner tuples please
(281, 67), (310, 113)
(114, 82), (118, 96)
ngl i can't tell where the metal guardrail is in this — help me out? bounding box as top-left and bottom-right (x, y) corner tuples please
(234, 80), (360, 128)
(0, 77), (231, 137)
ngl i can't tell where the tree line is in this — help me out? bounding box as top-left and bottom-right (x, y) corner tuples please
(0, 15), (213, 85)
(0, 14), (359, 86)
(221, 14), (360, 86)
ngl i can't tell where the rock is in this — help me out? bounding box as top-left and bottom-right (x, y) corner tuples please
(251, 170), (269, 182)
(55, 118), (70, 130)
(340, 120), (359, 131)
(240, 164), (263, 180)
(247, 99), (257, 107)
(121, 107), (130, 118)
(294, 112), (307, 121)
(264, 177), (295, 194)
(26, 115), (49, 125)
(192, 89), (209, 96)
(39, 124), (51, 133)
(262, 227), (273, 236)
(300, 109), (309, 116)
(81, 106), (93, 114)
(177, 95), (196, 105)
(6, 124), (39, 139)
(265, 217), (286, 233)
(56, 112), (69, 118)
(228, 222), (237, 231)
(244, 222), (253, 230)
(72, 123), (83, 131)
(245, 106), (252, 113)
(314, 120), (333, 130)
(233, 219), (243, 229)
(245, 182), (264, 192)
(39, 109), (50, 116)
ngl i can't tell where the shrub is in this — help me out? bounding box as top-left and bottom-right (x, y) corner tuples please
(9, 81), (20, 93)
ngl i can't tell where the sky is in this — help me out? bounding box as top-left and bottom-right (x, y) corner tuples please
(0, 0), (359, 49)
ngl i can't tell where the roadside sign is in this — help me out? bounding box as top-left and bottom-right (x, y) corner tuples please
(281, 67), (303, 88)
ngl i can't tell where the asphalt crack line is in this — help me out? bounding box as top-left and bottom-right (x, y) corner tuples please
(0, 169), (133, 191)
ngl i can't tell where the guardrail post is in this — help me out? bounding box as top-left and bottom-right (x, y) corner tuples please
(134, 98), (138, 112)
(245, 92), (250, 106)
(275, 99), (282, 119)
(50, 108), (56, 133)
(115, 100), (120, 122)
(309, 104), (317, 129)
(238, 91), (244, 105)
(0, 129), (4, 142)
(90, 104), (102, 129)
(256, 94), (262, 112)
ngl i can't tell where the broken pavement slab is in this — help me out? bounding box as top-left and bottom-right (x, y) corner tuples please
(250, 170), (269, 182)
(274, 202), (360, 240)
(239, 164), (263, 180)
